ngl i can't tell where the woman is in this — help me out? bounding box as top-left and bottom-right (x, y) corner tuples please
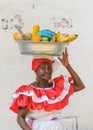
(10, 47), (85, 130)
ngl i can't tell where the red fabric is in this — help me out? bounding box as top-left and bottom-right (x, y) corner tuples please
(32, 58), (53, 72)
(9, 75), (74, 113)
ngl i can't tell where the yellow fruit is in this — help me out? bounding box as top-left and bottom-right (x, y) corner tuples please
(56, 32), (61, 42)
(32, 25), (40, 35)
(51, 35), (57, 42)
(60, 34), (78, 43)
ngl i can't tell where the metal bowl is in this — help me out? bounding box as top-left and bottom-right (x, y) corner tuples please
(15, 40), (68, 56)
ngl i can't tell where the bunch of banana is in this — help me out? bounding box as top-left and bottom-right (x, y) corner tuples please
(50, 34), (57, 42)
(51, 33), (78, 43)
(60, 34), (78, 43)
(51, 32), (60, 42)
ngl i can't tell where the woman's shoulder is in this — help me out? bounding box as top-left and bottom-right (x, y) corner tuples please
(14, 84), (34, 93)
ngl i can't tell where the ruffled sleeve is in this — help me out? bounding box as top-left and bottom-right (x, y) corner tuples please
(10, 75), (74, 113)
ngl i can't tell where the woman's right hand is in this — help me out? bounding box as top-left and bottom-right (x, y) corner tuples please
(58, 47), (70, 68)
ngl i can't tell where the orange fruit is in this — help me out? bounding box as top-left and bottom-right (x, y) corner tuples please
(31, 35), (42, 42)
(13, 32), (22, 40)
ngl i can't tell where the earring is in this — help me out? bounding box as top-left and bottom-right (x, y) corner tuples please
(48, 79), (53, 86)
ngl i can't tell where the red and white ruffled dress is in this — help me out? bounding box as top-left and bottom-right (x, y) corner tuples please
(10, 75), (74, 130)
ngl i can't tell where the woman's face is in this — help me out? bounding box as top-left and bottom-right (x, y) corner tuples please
(36, 62), (53, 81)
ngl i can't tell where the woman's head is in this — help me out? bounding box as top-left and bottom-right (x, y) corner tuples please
(32, 58), (53, 81)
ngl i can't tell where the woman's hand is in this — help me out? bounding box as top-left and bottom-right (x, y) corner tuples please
(58, 47), (69, 68)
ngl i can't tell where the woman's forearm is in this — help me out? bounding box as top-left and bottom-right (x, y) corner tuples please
(17, 116), (32, 130)
(66, 63), (85, 91)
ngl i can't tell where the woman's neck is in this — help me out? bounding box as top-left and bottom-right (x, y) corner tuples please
(39, 80), (50, 88)
(33, 79), (53, 88)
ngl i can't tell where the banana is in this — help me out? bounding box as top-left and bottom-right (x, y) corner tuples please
(60, 34), (78, 43)
(51, 32), (61, 42)
(51, 35), (56, 42)
(51, 34), (57, 42)
(56, 32), (61, 42)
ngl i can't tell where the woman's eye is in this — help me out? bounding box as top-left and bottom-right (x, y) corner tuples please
(40, 67), (46, 70)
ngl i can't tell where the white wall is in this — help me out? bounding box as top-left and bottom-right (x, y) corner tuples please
(0, 0), (93, 130)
